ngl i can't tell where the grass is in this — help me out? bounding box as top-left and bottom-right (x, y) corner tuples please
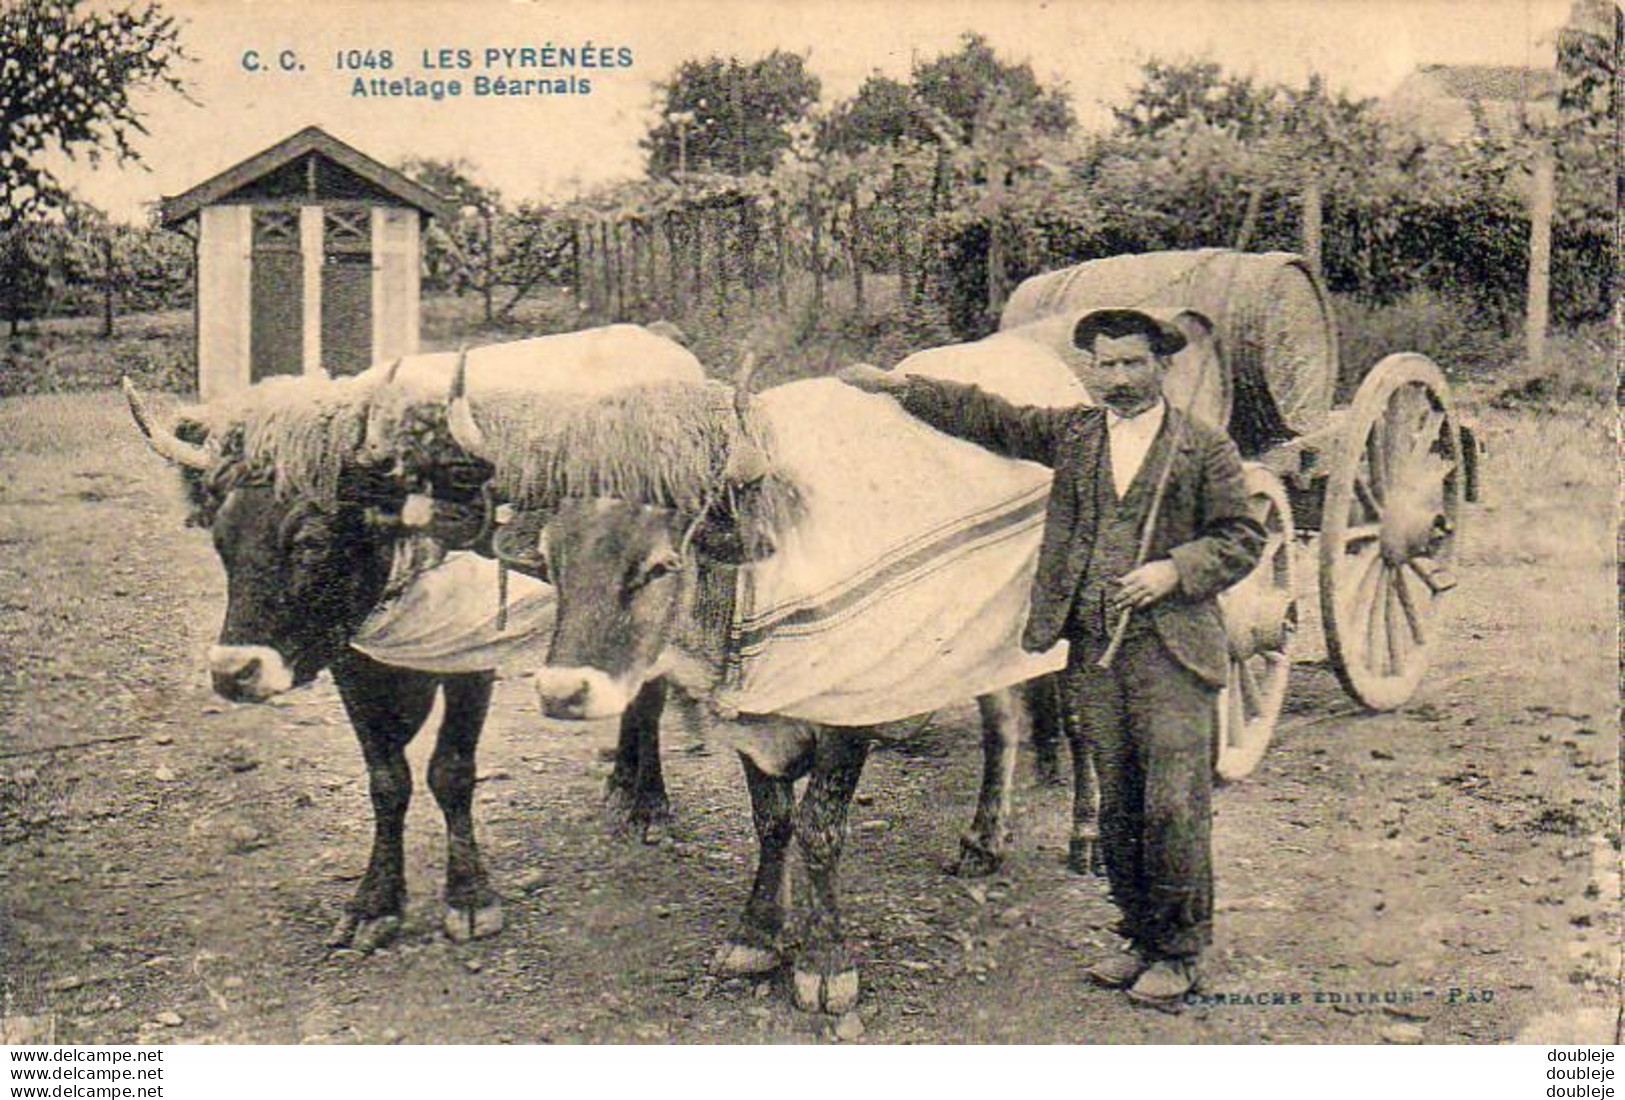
(1462, 401), (1616, 574)
(1334, 289), (1614, 409)
(1, 280), (1610, 419)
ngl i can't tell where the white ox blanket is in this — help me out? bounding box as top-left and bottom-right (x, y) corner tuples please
(719, 349), (1082, 726)
(351, 552), (555, 675)
(347, 325), (702, 675)
(362, 323), (706, 397)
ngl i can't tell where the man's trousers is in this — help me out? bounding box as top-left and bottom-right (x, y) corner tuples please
(1062, 623), (1216, 961)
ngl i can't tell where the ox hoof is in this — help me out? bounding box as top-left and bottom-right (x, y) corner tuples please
(443, 901), (505, 943)
(714, 942), (780, 977)
(793, 968), (860, 1015)
(1067, 835), (1105, 877)
(948, 835), (1004, 879)
(328, 913), (401, 953)
(603, 788), (673, 844)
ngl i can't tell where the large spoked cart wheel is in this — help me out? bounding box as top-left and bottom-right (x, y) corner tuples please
(1319, 354), (1463, 711)
(1215, 464), (1299, 781)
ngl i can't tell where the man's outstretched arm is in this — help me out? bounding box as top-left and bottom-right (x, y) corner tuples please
(837, 365), (1074, 468)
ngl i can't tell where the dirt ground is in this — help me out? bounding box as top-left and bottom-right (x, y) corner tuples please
(0, 388), (1617, 1045)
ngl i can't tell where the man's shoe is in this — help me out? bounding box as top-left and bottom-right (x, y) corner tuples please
(1126, 958), (1200, 1007)
(1085, 951), (1145, 989)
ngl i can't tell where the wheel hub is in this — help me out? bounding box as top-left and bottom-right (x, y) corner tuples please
(1222, 586), (1295, 659)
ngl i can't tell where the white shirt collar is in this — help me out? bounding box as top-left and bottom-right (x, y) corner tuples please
(1105, 398), (1166, 432)
(1104, 398), (1166, 498)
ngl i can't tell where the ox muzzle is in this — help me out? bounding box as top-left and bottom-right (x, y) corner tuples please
(208, 645), (296, 703)
(532, 665), (643, 721)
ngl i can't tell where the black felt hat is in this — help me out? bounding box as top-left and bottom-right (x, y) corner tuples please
(1071, 307), (1188, 357)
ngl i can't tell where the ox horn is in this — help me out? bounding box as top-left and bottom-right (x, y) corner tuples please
(445, 345), (487, 454)
(381, 356), (404, 385)
(121, 377), (209, 470)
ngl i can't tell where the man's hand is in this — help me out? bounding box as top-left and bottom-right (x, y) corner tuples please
(836, 363), (906, 395)
(1113, 560), (1180, 611)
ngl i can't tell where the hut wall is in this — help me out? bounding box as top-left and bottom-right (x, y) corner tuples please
(197, 205), (253, 400)
(300, 207), (324, 376)
(372, 207), (419, 365)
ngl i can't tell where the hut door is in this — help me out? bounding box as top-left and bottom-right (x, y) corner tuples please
(320, 208), (373, 376)
(249, 209), (304, 381)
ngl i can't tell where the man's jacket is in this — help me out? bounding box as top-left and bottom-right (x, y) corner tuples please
(897, 376), (1264, 687)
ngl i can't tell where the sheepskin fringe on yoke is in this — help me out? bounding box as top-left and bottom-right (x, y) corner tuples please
(199, 375), (376, 506)
(465, 379), (803, 529)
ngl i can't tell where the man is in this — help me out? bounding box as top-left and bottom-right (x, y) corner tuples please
(838, 307), (1263, 1006)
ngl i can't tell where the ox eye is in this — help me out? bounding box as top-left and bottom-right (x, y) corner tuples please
(632, 553), (681, 590)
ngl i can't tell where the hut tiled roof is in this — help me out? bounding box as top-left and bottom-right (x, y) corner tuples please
(160, 126), (456, 227)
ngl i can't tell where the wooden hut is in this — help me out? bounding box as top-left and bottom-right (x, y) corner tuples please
(161, 126), (455, 399)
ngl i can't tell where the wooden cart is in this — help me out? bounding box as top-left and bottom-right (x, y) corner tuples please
(1001, 250), (1479, 779)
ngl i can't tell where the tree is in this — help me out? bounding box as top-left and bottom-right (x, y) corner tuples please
(400, 157), (504, 321)
(1551, 0), (1619, 323)
(643, 51), (820, 177)
(0, 0), (190, 232)
(1111, 58), (1278, 140)
(912, 33), (1073, 145)
(820, 73), (923, 154)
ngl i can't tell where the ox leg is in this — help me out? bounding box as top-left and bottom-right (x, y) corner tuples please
(715, 752), (801, 977)
(792, 731), (869, 1015)
(952, 690), (1024, 878)
(329, 656), (438, 952)
(604, 678), (671, 843)
(430, 672), (504, 943)
(1063, 677), (1106, 877)
(1027, 674), (1066, 788)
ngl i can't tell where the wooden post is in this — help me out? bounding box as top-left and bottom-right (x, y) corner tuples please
(578, 219), (591, 313)
(893, 161), (910, 308)
(1234, 187), (1263, 252)
(809, 191), (824, 312)
(663, 211), (682, 312)
(100, 232), (116, 338)
(774, 204), (788, 310)
(1525, 145), (1555, 370)
(481, 206), (494, 325)
(848, 195), (865, 319)
(598, 220), (613, 316)
(1301, 175), (1323, 278)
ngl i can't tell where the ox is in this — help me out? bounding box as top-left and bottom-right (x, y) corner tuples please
(120, 326), (702, 950)
(123, 373), (512, 949)
(444, 368), (1046, 1013)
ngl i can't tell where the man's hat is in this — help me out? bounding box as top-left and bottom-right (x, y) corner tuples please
(1071, 307), (1188, 357)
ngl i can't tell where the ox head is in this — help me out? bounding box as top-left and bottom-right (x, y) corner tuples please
(525, 490), (773, 719)
(446, 355), (793, 720)
(124, 378), (411, 702)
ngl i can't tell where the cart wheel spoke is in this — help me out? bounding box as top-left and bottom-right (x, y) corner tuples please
(1363, 562), (1390, 677)
(1384, 576), (1410, 674)
(1236, 659), (1265, 718)
(1342, 523), (1381, 548)
(1215, 464), (1296, 783)
(1353, 476), (1385, 522)
(1393, 565), (1427, 648)
(1367, 418), (1389, 500)
(1341, 543), (1383, 624)
(1225, 674), (1246, 747)
(1410, 407), (1446, 462)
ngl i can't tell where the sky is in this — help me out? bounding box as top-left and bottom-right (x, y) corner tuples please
(47, 0), (1573, 222)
